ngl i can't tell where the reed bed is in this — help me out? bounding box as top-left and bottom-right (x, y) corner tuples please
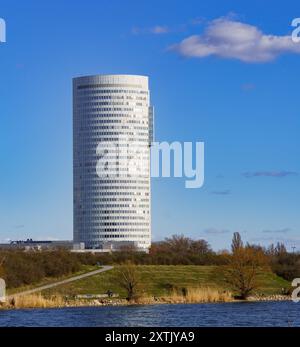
(2, 294), (65, 309)
(135, 287), (232, 305)
(163, 287), (232, 304)
(0, 286), (232, 309)
(185, 287), (232, 303)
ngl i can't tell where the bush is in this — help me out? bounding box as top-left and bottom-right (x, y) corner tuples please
(0, 250), (81, 288)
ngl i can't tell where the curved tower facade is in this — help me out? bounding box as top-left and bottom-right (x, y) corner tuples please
(73, 75), (152, 250)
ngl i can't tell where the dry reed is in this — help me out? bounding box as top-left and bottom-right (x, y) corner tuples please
(163, 287), (232, 304)
(0, 286), (232, 309)
(136, 287), (232, 305)
(4, 294), (65, 309)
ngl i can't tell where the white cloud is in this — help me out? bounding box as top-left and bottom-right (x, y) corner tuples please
(171, 18), (300, 62)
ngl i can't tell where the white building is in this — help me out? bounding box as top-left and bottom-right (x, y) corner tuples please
(73, 75), (153, 251)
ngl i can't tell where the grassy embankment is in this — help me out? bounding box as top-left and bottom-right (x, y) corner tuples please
(44, 265), (288, 297)
(2, 265), (289, 309)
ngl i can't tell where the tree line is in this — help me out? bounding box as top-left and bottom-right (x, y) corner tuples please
(0, 250), (81, 288)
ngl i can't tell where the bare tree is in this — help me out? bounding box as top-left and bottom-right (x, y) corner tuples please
(231, 232), (243, 253)
(153, 234), (212, 256)
(115, 262), (140, 301)
(164, 234), (191, 254)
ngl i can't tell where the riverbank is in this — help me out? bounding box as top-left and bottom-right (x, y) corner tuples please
(1, 287), (232, 309)
(0, 292), (291, 310)
(247, 294), (291, 302)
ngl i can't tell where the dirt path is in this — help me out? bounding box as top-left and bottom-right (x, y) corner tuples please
(8, 266), (114, 298)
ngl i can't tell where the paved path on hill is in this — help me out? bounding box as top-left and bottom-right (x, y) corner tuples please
(8, 266), (114, 298)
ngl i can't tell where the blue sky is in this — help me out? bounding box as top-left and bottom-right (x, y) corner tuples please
(0, 0), (299, 250)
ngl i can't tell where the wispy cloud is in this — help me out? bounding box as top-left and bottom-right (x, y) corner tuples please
(210, 190), (231, 195)
(242, 171), (298, 178)
(262, 228), (291, 234)
(170, 17), (300, 63)
(132, 25), (170, 35)
(151, 26), (170, 34)
(204, 228), (230, 235)
(131, 18), (201, 36)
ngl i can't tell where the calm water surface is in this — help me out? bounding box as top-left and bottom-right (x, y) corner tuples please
(0, 301), (299, 327)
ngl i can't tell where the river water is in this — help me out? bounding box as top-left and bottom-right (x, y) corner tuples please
(0, 301), (299, 327)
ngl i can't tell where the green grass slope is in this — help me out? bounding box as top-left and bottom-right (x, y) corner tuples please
(43, 265), (289, 298)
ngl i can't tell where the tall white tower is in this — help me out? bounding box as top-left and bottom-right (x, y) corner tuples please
(73, 75), (153, 250)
